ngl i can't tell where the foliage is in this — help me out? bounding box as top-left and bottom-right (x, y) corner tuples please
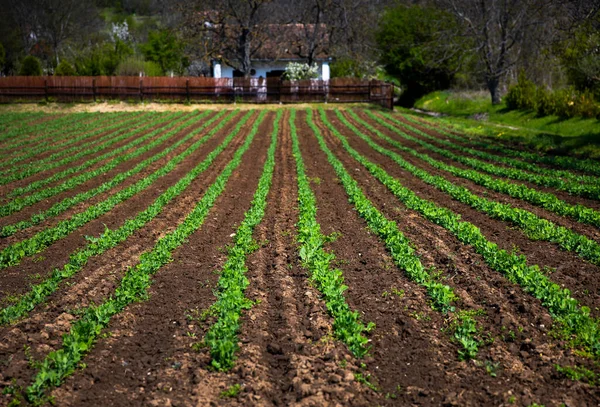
(141, 30), (187, 75)
(0, 111), (234, 326)
(376, 4), (461, 106)
(363, 110), (600, 356)
(555, 15), (600, 98)
(282, 62), (319, 81)
(414, 91), (600, 159)
(370, 111), (600, 229)
(116, 56), (162, 76)
(204, 110), (279, 370)
(347, 110), (600, 268)
(24, 110), (256, 403)
(19, 56), (42, 76)
(0, 112), (190, 233)
(74, 39), (134, 76)
(506, 72), (600, 119)
(330, 57), (371, 79)
(291, 109), (374, 357)
(54, 60), (76, 76)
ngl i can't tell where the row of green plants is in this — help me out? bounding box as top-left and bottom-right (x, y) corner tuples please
(0, 111), (247, 269)
(365, 110), (600, 229)
(326, 110), (600, 356)
(337, 110), (600, 267)
(505, 73), (600, 119)
(2, 112), (154, 178)
(396, 114), (598, 185)
(0, 113), (121, 155)
(6, 112), (186, 198)
(382, 113), (600, 201)
(0, 111), (228, 237)
(0, 112), (133, 170)
(24, 110), (265, 405)
(0, 112), (157, 185)
(0, 113), (115, 165)
(204, 110), (281, 370)
(310, 109), (480, 359)
(291, 109), (375, 358)
(0, 111), (195, 218)
(0, 112), (45, 136)
(0, 113), (78, 144)
(0, 110), (243, 326)
(401, 113), (600, 178)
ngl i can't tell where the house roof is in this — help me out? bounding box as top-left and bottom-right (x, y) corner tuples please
(251, 24), (329, 62)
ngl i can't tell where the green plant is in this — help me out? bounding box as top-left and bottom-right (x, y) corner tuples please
(19, 56), (42, 76)
(204, 111), (280, 370)
(0, 111), (238, 325)
(24, 111), (264, 403)
(290, 109), (374, 358)
(54, 60), (76, 76)
(219, 384), (242, 398)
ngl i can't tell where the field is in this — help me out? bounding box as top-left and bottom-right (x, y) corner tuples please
(1, 106), (600, 406)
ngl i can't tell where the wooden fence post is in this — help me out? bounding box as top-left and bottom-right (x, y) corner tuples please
(186, 79), (190, 103)
(92, 78), (96, 102)
(44, 78), (48, 102)
(139, 79), (143, 102)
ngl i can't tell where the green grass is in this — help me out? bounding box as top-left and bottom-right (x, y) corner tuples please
(413, 90), (600, 158)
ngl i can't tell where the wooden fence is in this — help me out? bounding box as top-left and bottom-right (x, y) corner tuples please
(0, 76), (393, 109)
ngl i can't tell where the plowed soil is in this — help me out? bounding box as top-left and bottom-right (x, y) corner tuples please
(1, 107), (599, 407)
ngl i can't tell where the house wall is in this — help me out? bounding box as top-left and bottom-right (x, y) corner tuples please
(218, 62), (326, 79)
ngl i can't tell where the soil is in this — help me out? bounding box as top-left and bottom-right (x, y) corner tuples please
(1, 108), (599, 407)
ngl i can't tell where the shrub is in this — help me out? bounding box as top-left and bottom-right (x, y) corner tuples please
(505, 72), (537, 111)
(506, 72), (600, 119)
(55, 60), (76, 76)
(19, 56), (42, 76)
(116, 56), (162, 77)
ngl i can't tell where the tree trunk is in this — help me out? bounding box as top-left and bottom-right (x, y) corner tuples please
(487, 77), (501, 105)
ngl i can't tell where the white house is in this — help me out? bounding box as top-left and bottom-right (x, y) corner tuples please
(211, 24), (331, 81)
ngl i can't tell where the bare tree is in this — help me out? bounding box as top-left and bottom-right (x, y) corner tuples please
(437, 0), (552, 104)
(184, 0), (274, 77)
(1, 0), (98, 67)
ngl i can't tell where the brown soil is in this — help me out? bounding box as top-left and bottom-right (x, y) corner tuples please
(0, 111), (220, 245)
(388, 114), (600, 213)
(1, 108), (599, 407)
(0, 111), (243, 301)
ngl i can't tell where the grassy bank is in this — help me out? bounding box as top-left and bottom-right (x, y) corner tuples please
(412, 91), (600, 159)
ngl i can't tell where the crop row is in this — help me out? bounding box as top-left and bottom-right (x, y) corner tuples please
(204, 110), (281, 370)
(0, 110), (245, 326)
(0, 110), (246, 269)
(398, 114), (598, 184)
(0, 112), (134, 170)
(0, 111), (198, 218)
(6, 112), (186, 198)
(0, 113), (127, 155)
(0, 111), (246, 330)
(363, 110), (600, 229)
(24, 110), (265, 405)
(406, 114), (600, 177)
(381, 113), (600, 201)
(337, 110), (600, 266)
(0, 112), (160, 185)
(0, 111), (228, 237)
(308, 109), (481, 359)
(291, 109), (374, 358)
(319, 109), (600, 356)
(0, 113), (80, 144)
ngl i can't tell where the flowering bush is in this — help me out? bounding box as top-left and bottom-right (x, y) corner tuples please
(282, 62), (319, 80)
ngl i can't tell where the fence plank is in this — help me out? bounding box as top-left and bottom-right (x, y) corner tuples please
(0, 76), (393, 109)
